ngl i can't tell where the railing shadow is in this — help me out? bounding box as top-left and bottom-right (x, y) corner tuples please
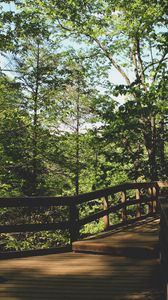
(0, 252), (164, 300)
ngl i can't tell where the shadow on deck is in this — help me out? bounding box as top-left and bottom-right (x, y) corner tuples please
(0, 217), (164, 300)
(73, 217), (160, 258)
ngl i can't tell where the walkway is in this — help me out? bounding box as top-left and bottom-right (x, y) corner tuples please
(0, 217), (164, 300)
(72, 217), (160, 257)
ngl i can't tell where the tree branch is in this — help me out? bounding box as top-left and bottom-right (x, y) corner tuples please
(56, 18), (131, 85)
(143, 55), (168, 73)
(92, 37), (131, 85)
(131, 44), (140, 84)
(153, 52), (168, 81)
(136, 38), (146, 88)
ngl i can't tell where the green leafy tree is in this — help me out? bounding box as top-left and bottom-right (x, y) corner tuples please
(39, 0), (168, 181)
(48, 54), (99, 195)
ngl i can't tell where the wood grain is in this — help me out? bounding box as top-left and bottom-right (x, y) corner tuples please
(0, 217), (163, 300)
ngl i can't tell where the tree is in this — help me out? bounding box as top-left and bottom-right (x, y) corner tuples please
(0, 74), (31, 196)
(49, 53), (99, 194)
(1, 0), (167, 196)
(1, 4), (66, 195)
(38, 0), (167, 181)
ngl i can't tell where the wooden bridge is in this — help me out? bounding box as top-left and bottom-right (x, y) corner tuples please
(0, 181), (168, 300)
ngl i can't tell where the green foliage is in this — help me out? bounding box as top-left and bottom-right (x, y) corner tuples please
(0, 0), (167, 251)
(0, 231), (69, 251)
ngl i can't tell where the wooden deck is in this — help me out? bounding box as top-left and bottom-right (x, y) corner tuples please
(0, 217), (164, 300)
(72, 217), (160, 257)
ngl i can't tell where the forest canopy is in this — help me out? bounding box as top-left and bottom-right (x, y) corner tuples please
(0, 0), (167, 198)
(0, 0), (167, 252)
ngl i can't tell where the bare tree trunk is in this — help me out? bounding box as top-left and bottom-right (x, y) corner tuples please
(136, 38), (146, 89)
(143, 116), (158, 181)
(75, 76), (80, 195)
(32, 42), (40, 195)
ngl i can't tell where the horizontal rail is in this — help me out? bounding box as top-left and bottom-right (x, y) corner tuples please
(78, 197), (154, 227)
(0, 181), (167, 252)
(0, 181), (166, 208)
(0, 220), (70, 233)
(0, 197), (154, 233)
(0, 197), (73, 208)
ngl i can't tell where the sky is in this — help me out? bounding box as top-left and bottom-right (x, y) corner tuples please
(0, 1), (130, 104)
(0, 2), (16, 76)
(1, 1), (15, 12)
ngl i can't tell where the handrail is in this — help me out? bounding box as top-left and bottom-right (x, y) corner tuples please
(0, 181), (167, 253)
(0, 181), (167, 208)
(159, 195), (168, 299)
(78, 196), (156, 227)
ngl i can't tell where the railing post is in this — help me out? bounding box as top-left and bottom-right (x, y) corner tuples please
(152, 186), (157, 213)
(121, 190), (127, 222)
(155, 185), (160, 213)
(159, 198), (168, 299)
(148, 186), (158, 214)
(148, 187), (154, 214)
(136, 189), (141, 218)
(103, 196), (109, 231)
(69, 203), (79, 244)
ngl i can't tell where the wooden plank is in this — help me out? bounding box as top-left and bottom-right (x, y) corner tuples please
(103, 196), (109, 230)
(159, 196), (168, 299)
(157, 181), (168, 188)
(0, 246), (71, 259)
(0, 197), (73, 208)
(0, 220), (70, 233)
(73, 217), (160, 256)
(0, 181), (166, 208)
(136, 189), (141, 217)
(69, 203), (79, 243)
(78, 198), (154, 228)
(75, 181), (164, 205)
(0, 247), (163, 300)
(121, 190), (127, 222)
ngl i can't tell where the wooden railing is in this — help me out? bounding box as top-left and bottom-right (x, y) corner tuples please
(0, 181), (168, 255)
(159, 194), (168, 299)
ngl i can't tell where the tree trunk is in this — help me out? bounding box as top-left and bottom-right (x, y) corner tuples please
(75, 76), (80, 195)
(32, 42), (40, 195)
(143, 116), (158, 181)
